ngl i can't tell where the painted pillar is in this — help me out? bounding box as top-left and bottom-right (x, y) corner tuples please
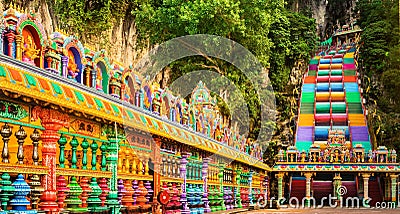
(107, 134), (121, 214)
(276, 173), (284, 204)
(15, 35), (22, 60)
(362, 173), (370, 207)
(333, 173), (342, 206)
(61, 56), (68, 78)
(390, 174), (398, 202)
(91, 68), (97, 89)
(40, 47), (44, 69)
(263, 175), (269, 202)
(218, 163), (226, 210)
(152, 138), (162, 214)
(235, 168), (242, 208)
(0, 26), (4, 54)
(202, 157), (211, 213)
(304, 172), (313, 206)
(32, 106), (69, 213)
(248, 171), (253, 205)
(6, 32), (15, 58)
(180, 152), (190, 214)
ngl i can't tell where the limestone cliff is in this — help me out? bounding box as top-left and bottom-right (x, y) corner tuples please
(1, 0), (148, 68)
(289, 0), (358, 39)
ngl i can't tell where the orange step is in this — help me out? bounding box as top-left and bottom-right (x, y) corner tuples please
(344, 76), (357, 82)
(304, 76), (316, 84)
(319, 64), (330, 70)
(331, 64), (342, 69)
(298, 114), (314, 126)
(349, 114), (366, 126)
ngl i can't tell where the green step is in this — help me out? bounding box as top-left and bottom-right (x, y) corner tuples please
(308, 70), (316, 76)
(310, 59), (319, 65)
(300, 103), (314, 114)
(331, 103), (346, 113)
(344, 58), (354, 64)
(346, 92), (361, 103)
(295, 141), (313, 153)
(348, 103), (363, 114)
(344, 70), (356, 76)
(352, 141), (371, 152)
(316, 103), (330, 113)
(318, 70), (329, 76)
(331, 70), (342, 76)
(301, 92), (315, 103)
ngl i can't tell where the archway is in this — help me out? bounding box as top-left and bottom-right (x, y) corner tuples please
(96, 62), (109, 94)
(124, 75), (136, 105)
(67, 47), (83, 83)
(21, 25), (42, 67)
(143, 85), (152, 110)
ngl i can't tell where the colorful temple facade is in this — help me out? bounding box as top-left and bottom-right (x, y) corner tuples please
(274, 30), (400, 208)
(0, 6), (270, 214)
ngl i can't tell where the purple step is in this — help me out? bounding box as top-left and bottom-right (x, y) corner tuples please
(309, 64), (318, 71)
(350, 126), (369, 141)
(296, 126), (313, 141)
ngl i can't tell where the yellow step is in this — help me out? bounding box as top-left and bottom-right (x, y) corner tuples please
(298, 114), (314, 126)
(349, 114), (366, 126)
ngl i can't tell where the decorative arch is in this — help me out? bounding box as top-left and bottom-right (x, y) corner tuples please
(142, 84), (152, 110)
(64, 36), (85, 83)
(16, 15), (47, 46)
(123, 73), (137, 105)
(92, 51), (112, 94)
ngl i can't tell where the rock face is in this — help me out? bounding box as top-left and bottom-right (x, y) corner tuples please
(3, 0), (147, 68)
(291, 0), (357, 39)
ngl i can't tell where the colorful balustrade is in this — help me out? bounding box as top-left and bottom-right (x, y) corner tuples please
(0, 5), (270, 214)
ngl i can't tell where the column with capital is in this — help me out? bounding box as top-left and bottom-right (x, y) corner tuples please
(234, 168), (242, 208)
(218, 163), (226, 210)
(62, 56), (68, 78)
(390, 174), (398, 202)
(362, 173), (370, 207)
(180, 152), (191, 214)
(6, 32), (15, 58)
(152, 138), (162, 214)
(15, 35), (22, 60)
(202, 157), (211, 213)
(107, 133), (122, 214)
(32, 106), (69, 213)
(91, 68), (97, 90)
(304, 172), (313, 207)
(276, 173), (284, 204)
(248, 171), (254, 206)
(333, 173), (342, 206)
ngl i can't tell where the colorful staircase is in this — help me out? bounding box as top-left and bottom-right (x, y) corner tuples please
(341, 181), (357, 200)
(368, 177), (383, 206)
(289, 177), (306, 202)
(312, 181), (333, 205)
(295, 48), (371, 152)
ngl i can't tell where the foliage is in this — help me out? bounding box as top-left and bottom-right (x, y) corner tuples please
(134, 0), (316, 163)
(356, 0), (400, 148)
(50, 0), (140, 42)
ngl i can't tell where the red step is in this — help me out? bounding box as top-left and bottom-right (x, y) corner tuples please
(290, 179), (306, 201)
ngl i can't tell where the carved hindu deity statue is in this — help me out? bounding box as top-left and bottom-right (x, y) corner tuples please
(300, 151), (306, 162)
(96, 67), (102, 91)
(22, 35), (40, 65)
(67, 51), (78, 79)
